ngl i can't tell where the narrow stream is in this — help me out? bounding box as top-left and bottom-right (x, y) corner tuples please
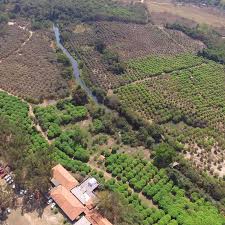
(53, 25), (99, 104)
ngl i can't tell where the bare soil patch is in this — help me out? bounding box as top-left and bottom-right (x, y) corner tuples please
(146, 0), (225, 27)
(6, 207), (63, 225)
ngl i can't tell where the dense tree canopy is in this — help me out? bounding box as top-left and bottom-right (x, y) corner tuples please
(10, 0), (148, 24)
(153, 143), (176, 168)
(97, 191), (142, 225)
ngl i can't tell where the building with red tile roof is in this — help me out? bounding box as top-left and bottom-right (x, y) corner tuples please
(51, 164), (79, 190)
(50, 185), (85, 221)
(50, 164), (113, 225)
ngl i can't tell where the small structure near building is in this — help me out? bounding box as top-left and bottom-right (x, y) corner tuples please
(50, 164), (112, 225)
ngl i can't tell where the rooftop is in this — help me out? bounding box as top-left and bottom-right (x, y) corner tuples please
(51, 164), (79, 190)
(50, 185), (85, 221)
(86, 210), (113, 225)
(71, 178), (99, 205)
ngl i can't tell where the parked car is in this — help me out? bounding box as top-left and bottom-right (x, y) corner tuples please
(8, 179), (14, 185)
(51, 202), (56, 209)
(6, 208), (11, 214)
(47, 198), (53, 205)
(20, 190), (25, 195)
(6, 176), (12, 183)
(29, 194), (34, 200)
(4, 174), (10, 180)
(0, 169), (6, 178)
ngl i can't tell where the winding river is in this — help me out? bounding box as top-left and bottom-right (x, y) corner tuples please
(53, 25), (99, 104)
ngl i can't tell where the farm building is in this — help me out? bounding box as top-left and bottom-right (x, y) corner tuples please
(50, 164), (112, 225)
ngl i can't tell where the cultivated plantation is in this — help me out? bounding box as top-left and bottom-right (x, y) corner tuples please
(116, 60), (225, 177)
(1, 91), (225, 225)
(0, 0), (225, 224)
(0, 21), (69, 103)
(63, 22), (204, 90)
(61, 18), (225, 178)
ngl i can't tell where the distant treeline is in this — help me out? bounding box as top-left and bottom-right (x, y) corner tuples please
(167, 23), (225, 63)
(8, 0), (148, 24)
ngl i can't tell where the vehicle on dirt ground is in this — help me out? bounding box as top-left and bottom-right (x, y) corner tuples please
(47, 198), (53, 205)
(51, 202), (56, 209)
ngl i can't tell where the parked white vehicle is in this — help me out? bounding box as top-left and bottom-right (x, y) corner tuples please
(4, 174), (10, 180)
(47, 198), (53, 205)
(29, 194), (34, 200)
(51, 202), (56, 209)
(8, 179), (14, 185)
(6, 208), (11, 214)
(6, 176), (12, 182)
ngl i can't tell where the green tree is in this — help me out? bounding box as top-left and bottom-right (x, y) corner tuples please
(72, 86), (88, 106)
(97, 191), (142, 225)
(153, 143), (176, 168)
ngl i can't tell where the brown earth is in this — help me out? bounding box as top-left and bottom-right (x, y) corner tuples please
(145, 0), (225, 27)
(6, 207), (64, 225)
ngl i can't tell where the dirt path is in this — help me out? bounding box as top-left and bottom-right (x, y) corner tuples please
(28, 105), (51, 144)
(0, 24), (33, 62)
(0, 88), (50, 144)
(15, 31), (33, 54)
(6, 207), (63, 225)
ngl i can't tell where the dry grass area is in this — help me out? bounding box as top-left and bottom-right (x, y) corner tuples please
(0, 22), (69, 103)
(146, 0), (225, 27)
(150, 11), (198, 28)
